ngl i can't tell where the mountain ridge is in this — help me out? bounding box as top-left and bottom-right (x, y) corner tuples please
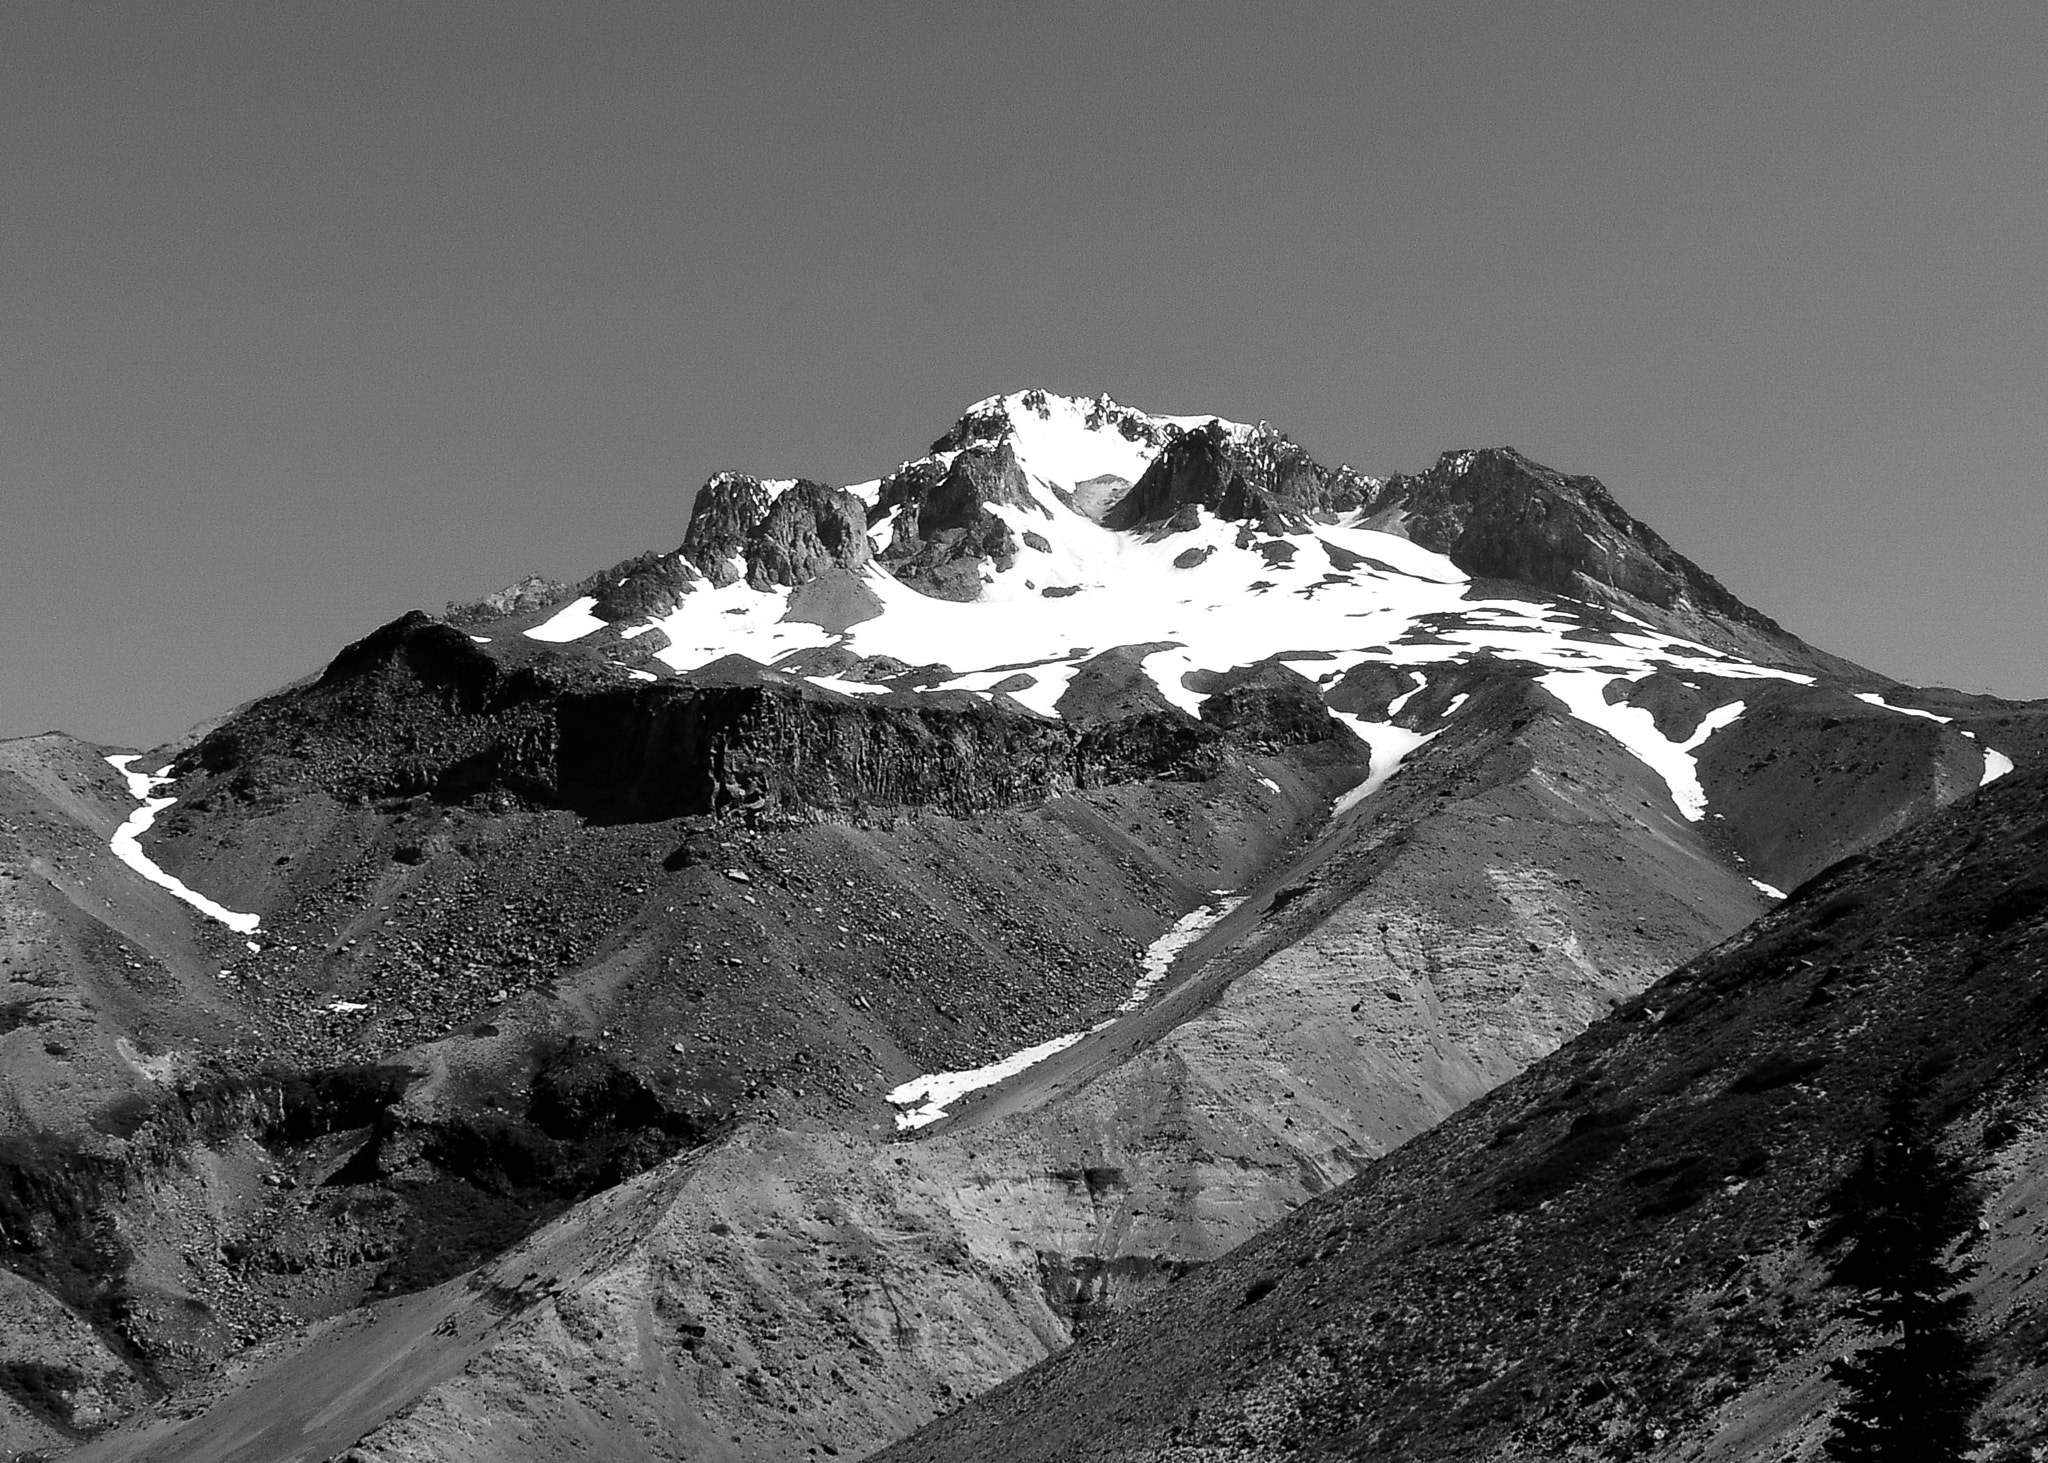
(1, 386), (2041, 1459)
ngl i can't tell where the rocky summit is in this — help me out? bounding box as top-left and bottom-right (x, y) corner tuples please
(0, 389), (2042, 1462)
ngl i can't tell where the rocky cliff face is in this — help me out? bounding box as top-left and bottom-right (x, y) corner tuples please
(680, 472), (776, 587)
(588, 551), (701, 622)
(741, 481), (873, 592)
(1360, 448), (1854, 673)
(671, 473), (878, 596)
(1105, 421), (1370, 532)
(184, 613), (1272, 827)
(876, 443), (1041, 600)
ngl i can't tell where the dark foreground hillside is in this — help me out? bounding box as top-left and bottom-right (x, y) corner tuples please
(880, 763), (2048, 1462)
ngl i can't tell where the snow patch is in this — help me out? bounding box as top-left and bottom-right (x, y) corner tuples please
(104, 756), (262, 934)
(801, 675), (894, 698)
(887, 1031), (1086, 1130)
(1536, 678), (1744, 821)
(1853, 692), (1953, 724)
(524, 596), (607, 643)
(1749, 878), (1788, 901)
(954, 391), (1247, 498)
(1331, 713), (1437, 815)
(1982, 747), (2015, 786)
(1118, 896), (1245, 1013)
(887, 893), (1244, 1130)
(1386, 672), (1426, 716)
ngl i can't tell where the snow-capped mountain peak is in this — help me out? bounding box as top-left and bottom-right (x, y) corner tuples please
(931, 389), (1247, 501)
(407, 388), (2023, 856)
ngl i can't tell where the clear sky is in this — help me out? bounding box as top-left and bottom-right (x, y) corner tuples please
(5, 1), (2044, 749)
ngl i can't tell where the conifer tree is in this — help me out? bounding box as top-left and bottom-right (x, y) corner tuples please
(1818, 1078), (1992, 1462)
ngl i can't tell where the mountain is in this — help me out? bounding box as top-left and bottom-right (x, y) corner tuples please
(0, 389), (2039, 1459)
(1356, 446), (1869, 676)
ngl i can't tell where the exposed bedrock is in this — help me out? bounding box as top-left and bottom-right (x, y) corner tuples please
(442, 573), (567, 627)
(1364, 448), (1756, 620)
(186, 614), (567, 808)
(0, 1040), (720, 1436)
(878, 442), (1037, 600)
(1193, 659), (1354, 747)
(679, 472), (776, 586)
(928, 390), (1172, 462)
(741, 480), (873, 591)
(557, 679), (1086, 823)
(587, 550), (701, 622)
(1105, 421), (1369, 533)
(182, 615), (1295, 827)
(674, 473), (876, 594)
(1359, 448), (1862, 674)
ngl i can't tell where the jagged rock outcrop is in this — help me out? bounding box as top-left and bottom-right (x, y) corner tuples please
(1360, 448), (1854, 673)
(585, 551), (700, 621)
(443, 574), (568, 626)
(878, 443), (1041, 600)
(1105, 421), (1369, 532)
(190, 612), (569, 806)
(674, 475), (875, 596)
(183, 615), (1243, 825)
(742, 480), (873, 591)
(679, 472), (775, 586)
(1195, 659), (1351, 747)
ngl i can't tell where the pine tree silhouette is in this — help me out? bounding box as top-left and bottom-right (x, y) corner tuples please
(1818, 1078), (1992, 1462)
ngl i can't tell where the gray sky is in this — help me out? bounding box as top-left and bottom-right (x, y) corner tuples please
(5, 1), (2044, 749)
